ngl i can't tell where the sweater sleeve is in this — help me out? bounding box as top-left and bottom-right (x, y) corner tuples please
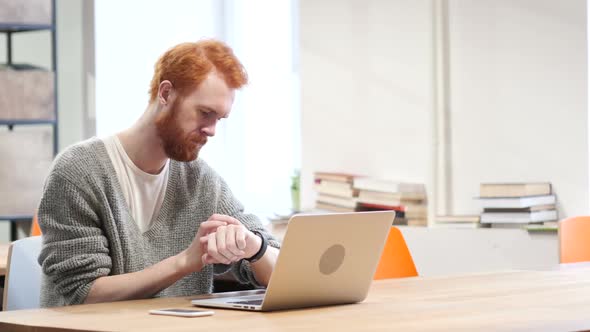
(213, 176), (281, 287)
(37, 172), (112, 305)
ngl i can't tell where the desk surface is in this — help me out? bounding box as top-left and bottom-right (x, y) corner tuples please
(1, 268), (590, 331)
(0, 244), (9, 276)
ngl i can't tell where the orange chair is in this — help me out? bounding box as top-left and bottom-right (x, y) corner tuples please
(30, 214), (42, 237)
(374, 226), (418, 279)
(559, 216), (590, 263)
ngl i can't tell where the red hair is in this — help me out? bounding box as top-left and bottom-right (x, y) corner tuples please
(149, 39), (248, 102)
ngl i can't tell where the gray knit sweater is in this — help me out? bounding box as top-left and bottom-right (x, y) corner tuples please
(37, 138), (280, 308)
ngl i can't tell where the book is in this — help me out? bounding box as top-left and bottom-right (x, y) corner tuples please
(403, 205), (427, 219)
(357, 202), (405, 212)
(480, 210), (557, 223)
(357, 190), (425, 206)
(490, 223), (534, 229)
(314, 183), (358, 198)
(316, 194), (357, 208)
(316, 180), (354, 191)
(482, 204), (555, 213)
(358, 202), (425, 213)
(357, 205), (406, 218)
(480, 182), (551, 198)
(353, 178), (425, 194)
(490, 222), (555, 229)
(524, 224), (558, 232)
(436, 215), (480, 223)
(477, 195), (556, 209)
(314, 172), (359, 184)
(315, 202), (356, 213)
(357, 202), (425, 219)
(432, 222), (489, 229)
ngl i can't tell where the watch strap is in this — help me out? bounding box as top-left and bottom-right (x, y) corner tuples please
(246, 230), (268, 263)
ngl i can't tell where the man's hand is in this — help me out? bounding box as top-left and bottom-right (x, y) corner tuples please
(177, 217), (230, 273)
(199, 214), (262, 265)
(86, 216), (233, 304)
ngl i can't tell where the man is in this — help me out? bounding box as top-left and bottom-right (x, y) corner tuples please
(37, 39), (280, 307)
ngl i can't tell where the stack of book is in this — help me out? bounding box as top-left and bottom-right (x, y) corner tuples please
(314, 172), (359, 212)
(434, 215), (485, 228)
(353, 178), (427, 226)
(477, 183), (558, 229)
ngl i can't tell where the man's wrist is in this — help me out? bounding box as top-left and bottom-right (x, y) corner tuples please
(176, 249), (202, 274)
(246, 230), (268, 263)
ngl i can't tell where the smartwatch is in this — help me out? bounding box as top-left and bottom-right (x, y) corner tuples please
(246, 230), (268, 263)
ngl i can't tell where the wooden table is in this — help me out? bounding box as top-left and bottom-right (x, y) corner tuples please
(0, 244), (9, 276)
(1, 268), (590, 331)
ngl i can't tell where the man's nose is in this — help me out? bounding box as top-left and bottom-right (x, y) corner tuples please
(201, 121), (216, 137)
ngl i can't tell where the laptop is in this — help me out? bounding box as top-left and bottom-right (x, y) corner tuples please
(191, 211), (395, 312)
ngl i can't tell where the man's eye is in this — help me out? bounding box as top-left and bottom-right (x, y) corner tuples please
(199, 109), (221, 121)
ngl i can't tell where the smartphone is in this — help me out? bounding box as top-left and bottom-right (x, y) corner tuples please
(149, 308), (215, 317)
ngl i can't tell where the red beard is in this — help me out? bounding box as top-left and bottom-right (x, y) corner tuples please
(155, 100), (207, 162)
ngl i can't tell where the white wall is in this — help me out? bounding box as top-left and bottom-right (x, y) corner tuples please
(299, 0), (435, 210)
(400, 227), (558, 276)
(300, 0), (588, 219)
(449, 0), (588, 217)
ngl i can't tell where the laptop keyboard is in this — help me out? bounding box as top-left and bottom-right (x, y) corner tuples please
(228, 299), (263, 305)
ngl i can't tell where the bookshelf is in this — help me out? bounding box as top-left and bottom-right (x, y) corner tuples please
(0, 0), (57, 240)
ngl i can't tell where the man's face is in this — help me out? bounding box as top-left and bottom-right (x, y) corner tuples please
(156, 72), (234, 162)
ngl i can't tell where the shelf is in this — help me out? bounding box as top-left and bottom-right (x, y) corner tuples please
(0, 215), (33, 221)
(0, 119), (57, 130)
(0, 63), (51, 71)
(0, 0), (58, 220)
(0, 23), (53, 33)
(0, 119), (56, 126)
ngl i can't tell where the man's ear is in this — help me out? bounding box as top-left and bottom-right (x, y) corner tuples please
(158, 80), (174, 105)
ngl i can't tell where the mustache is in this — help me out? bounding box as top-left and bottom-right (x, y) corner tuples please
(190, 135), (207, 145)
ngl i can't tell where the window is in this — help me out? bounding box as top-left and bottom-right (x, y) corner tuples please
(95, 0), (300, 218)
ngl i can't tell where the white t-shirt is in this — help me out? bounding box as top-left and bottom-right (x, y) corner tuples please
(102, 135), (169, 233)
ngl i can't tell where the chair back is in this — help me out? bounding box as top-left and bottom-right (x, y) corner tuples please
(374, 227), (419, 279)
(30, 214), (42, 236)
(559, 216), (590, 263)
(3, 236), (43, 310)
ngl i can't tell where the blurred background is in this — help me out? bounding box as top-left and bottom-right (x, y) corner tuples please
(0, 0), (587, 274)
